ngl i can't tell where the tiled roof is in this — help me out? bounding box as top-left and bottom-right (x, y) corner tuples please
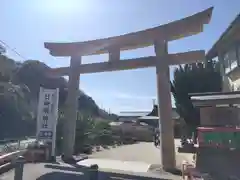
(118, 105), (180, 119)
(118, 111), (149, 117)
(190, 91), (240, 106)
(206, 13), (240, 59)
(138, 116), (160, 120)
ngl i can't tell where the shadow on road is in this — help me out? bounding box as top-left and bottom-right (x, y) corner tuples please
(42, 164), (171, 180)
(36, 172), (83, 180)
(45, 164), (88, 173)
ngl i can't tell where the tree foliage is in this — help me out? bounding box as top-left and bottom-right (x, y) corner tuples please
(0, 56), (34, 139)
(0, 55), (117, 140)
(171, 61), (222, 128)
(56, 113), (114, 154)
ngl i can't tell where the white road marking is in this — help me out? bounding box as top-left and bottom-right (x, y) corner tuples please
(77, 158), (151, 173)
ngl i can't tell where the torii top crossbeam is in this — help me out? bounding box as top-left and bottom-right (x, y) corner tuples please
(44, 7), (214, 169)
(44, 7), (213, 77)
(45, 7), (213, 57)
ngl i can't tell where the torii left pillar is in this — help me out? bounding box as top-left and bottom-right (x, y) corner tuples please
(63, 56), (81, 158)
(155, 40), (176, 170)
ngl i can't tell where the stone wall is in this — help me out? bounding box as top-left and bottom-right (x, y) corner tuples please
(200, 106), (240, 126)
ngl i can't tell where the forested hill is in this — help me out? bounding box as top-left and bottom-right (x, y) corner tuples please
(0, 55), (117, 139)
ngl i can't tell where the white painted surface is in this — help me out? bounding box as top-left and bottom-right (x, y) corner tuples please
(36, 87), (59, 156)
(36, 87), (59, 142)
(77, 158), (151, 173)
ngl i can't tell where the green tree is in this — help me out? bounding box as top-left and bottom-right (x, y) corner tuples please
(13, 60), (103, 116)
(93, 120), (113, 145)
(0, 55), (34, 139)
(0, 55), (16, 81)
(171, 61), (222, 135)
(0, 56), (117, 143)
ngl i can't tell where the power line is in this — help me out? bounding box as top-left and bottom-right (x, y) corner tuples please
(0, 39), (26, 60)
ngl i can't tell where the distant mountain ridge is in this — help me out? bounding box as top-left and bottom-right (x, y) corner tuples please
(0, 56), (117, 120)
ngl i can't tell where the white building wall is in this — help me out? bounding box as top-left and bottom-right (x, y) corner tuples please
(233, 78), (240, 91)
(222, 75), (234, 92)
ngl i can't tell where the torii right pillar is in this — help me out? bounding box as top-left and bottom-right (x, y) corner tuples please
(155, 40), (176, 170)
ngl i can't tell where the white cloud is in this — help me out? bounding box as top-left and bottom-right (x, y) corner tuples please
(80, 87), (156, 101)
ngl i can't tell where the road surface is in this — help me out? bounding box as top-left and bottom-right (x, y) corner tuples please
(0, 140), (189, 179)
(77, 139), (193, 173)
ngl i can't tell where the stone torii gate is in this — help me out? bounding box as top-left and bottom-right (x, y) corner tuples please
(44, 7), (213, 170)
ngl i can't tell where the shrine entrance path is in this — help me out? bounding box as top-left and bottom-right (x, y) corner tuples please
(84, 139), (193, 172)
(0, 140), (192, 180)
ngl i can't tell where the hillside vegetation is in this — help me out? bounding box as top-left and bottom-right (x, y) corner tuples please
(0, 55), (117, 140)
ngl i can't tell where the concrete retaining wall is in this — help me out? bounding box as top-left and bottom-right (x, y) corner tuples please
(200, 107), (240, 126)
(196, 147), (240, 179)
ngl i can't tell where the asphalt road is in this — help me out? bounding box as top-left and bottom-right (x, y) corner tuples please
(78, 139), (193, 172)
(0, 140), (190, 179)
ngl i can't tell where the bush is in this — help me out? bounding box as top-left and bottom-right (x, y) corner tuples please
(56, 113), (115, 154)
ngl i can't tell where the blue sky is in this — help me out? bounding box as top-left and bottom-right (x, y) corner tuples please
(1, 0), (240, 114)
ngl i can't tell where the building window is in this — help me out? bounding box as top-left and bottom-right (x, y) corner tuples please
(224, 47), (238, 74)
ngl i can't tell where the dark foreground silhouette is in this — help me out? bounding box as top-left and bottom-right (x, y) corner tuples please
(36, 164), (176, 180)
